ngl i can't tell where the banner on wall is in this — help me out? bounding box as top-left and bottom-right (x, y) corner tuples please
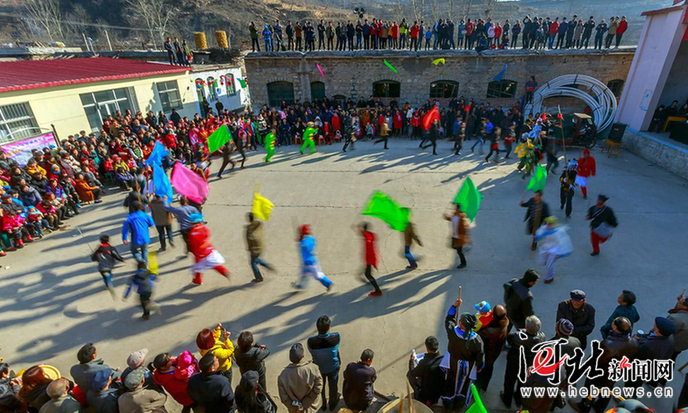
(0, 132), (59, 166)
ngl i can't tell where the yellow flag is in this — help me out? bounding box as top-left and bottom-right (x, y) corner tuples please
(252, 193), (274, 221)
(148, 250), (158, 275)
(432, 58), (446, 65)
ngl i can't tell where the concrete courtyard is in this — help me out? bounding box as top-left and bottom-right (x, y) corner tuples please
(0, 139), (685, 412)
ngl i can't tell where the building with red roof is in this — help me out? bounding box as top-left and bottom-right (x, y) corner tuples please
(0, 57), (196, 142)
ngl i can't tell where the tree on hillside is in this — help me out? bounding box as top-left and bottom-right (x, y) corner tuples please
(25, 0), (64, 41)
(125, 0), (177, 46)
(484, 0), (497, 18)
(411, 0), (426, 22)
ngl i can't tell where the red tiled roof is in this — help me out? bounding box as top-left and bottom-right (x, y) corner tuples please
(0, 57), (189, 93)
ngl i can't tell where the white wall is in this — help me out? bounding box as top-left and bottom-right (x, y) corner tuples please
(189, 66), (251, 113)
(615, 5), (687, 131)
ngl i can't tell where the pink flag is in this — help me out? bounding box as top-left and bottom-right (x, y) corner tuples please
(170, 163), (209, 204)
(189, 128), (200, 146)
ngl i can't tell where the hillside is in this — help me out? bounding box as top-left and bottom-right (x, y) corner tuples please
(0, 0), (672, 50)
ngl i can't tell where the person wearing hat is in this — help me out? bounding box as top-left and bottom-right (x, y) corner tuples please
(569, 316), (638, 413)
(635, 316), (676, 362)
(501, 315), (545, 409)
(123, 261), (158, 320)
(586, 194), (617, 256)
(86, 368), (120, 413)
(442, 298), (484, 410)
(667, 294), (688, 360)
(187, 212), (230, 285)
(300, 123), (317, 155)
(600, 290), (640, 339)
(343, 349), (378, 411)
(576, 148), (596, 200)
(475, 305), (508, 392)
(277, 343), (323, 413)
(503, 269), (539, 332)
(407, 336), (445, 406)
(38, 377), (81, 413)
(121, 349), (156, 390)
(118, 367), (167, 413)
(535, 216), (573, 284)
(550, 319), (581, 393)
(559, 160), (577, 218)
(556, 290), (596, 350)
(295, 224), (333, 291)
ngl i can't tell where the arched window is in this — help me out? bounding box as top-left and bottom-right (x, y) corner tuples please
(267, 81), (295, 107)
(311, 81), (325, 101)
(195, 78), (206, 103)
(333, 94), (347, 105)
(207, 77), (217, 101)
(225, 74), (236, 96)
(607, 79), (625, 97)
(486, 80), (517, 98)
(373, 80), (401, 98)
(429, 81), (459, 99)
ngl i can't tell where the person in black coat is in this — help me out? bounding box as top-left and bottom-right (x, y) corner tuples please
(234, 331), (270, 392)
(188, 353), (236, 413)
(556, 290), (596, 350)
(476, 305), (509, 392)
(501, 315), (546, 409)
(443, 299), (484, 410)
(586, 194), (618, 256)
(504, 269), (539, 332)
(520, 190), (550, 250)
(408, 336), (445, 406)
(634, 317), (675, 387)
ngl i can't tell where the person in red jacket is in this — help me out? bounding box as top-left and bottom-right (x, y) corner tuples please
(356, 222), (381, 296)
(331, 112), (341, 132)
(576, 149), (596, 199)
(410, 23), (420, 50)
(393, 110), (403, 135)
(411, 111), (421, 139)
(615, 16), (628, 48)
(187, 213), (230, 285)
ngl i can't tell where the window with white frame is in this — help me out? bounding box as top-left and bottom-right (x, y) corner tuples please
(156, 80), (182, 112)
(225, 74), (236, 96)
(0, 103), (39, 143)
(80, 87), (138, 132)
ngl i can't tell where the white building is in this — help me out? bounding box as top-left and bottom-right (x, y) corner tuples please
(190, 64), (251, 114)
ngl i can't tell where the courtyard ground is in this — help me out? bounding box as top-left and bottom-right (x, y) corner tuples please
(0, 139), (685, 412)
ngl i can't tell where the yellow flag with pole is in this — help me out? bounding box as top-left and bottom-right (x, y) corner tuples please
(252, 193), (274, 221)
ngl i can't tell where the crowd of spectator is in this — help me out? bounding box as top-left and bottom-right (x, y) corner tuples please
(249, 14), (629, 53)
(0, 277), (685, 412)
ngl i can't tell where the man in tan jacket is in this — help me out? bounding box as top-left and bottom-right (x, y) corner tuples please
(278, 343), (324, 413)
(117, 368), (167, 413)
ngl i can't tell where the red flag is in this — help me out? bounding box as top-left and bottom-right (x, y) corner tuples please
(541, 113), (547, 121)
(422, 106), (440, 130)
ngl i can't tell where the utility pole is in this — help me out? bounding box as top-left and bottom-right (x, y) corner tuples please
(105, 30), (113, 51)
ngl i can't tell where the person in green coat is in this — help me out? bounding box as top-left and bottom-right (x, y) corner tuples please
(265, 129), (276, 162)
(300, 123), (317, 155)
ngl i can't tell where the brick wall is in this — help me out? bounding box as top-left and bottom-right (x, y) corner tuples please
(244, 48), (635, 110)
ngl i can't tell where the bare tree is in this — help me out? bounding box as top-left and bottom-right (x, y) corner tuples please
(460, 0), (473, 21)
(431, 0), (440, 22)
(449, 0), (455, 20)
(125, 0), (177, 45)
(484, 0), (497, 19)
(24, 0), (64, 41)
(410, 0), (426, 22)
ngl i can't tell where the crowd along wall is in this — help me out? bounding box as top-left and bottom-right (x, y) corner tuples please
(244, 48), (635, 111)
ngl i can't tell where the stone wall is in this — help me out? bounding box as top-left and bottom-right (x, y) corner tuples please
(622, 129), (688, 180)
(244, 48), (635, 110)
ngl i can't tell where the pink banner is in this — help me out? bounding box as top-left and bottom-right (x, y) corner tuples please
(1, 133), (58, 166)
(170, 163), (209, 204)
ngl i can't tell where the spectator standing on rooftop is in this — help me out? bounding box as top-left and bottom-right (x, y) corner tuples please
(164, 37), (177, 65)
(606, 16), (619, 48)
(250, 22), (260, 52)
(615, 16), (628, 48)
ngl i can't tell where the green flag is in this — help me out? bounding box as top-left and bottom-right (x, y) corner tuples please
(207, 124), (231, 154)
(238, 78), (247, 88)
(453, 177), (482, 222)
(361, 191), (409, 232)
(465, 384), (488, 413)
(526, 165), (548, 192)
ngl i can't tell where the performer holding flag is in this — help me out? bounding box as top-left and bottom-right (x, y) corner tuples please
(355, 222), (382, 296)
(187, 213), (230, 285)
(576, 149), (596, 200)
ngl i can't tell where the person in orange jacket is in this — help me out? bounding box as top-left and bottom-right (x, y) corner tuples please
(187, 213), (230, 285)
(576, 149), (596, 200)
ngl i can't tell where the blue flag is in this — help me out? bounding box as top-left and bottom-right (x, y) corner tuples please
(145, 141), (168, 166)
(152, 163), (174, 201)
(493, 63), (508, 82)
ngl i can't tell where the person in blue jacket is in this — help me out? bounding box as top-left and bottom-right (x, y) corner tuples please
(307, 315), (341, 411)
(122, 201), (155, 265)
(295, 224), (333, 291)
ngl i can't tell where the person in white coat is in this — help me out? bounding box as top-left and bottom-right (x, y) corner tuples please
(535, 216), (572, 284)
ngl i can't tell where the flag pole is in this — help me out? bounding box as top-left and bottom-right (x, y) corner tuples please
(558, 105), (566, 164)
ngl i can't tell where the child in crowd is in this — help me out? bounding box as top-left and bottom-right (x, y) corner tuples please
(92, 234), (126, 298)
(116, 167), (134, 191)
(123, 261), (157, 320)
(473, 301), (494, 331)
(26, 206), (48, 237)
